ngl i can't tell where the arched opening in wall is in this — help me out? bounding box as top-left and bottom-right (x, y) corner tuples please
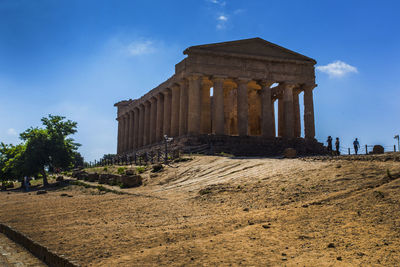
(299, 91), (305, 138)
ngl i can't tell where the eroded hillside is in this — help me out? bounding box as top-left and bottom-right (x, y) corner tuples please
(0, 154), (400, 266)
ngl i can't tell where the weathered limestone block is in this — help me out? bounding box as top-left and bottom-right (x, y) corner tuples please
(284, 148), (297, 158)
(119, 175), (143, 188)
(87, 173), (99, 182)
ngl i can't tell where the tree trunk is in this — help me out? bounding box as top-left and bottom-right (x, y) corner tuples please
(42, 168), (48, 186)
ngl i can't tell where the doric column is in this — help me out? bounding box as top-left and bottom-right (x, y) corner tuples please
(150, 97), (157, 144)
(123, 114), (129, 152)
(187, 74), (202, 135)
(179, 79), (188, 136)
(236, 78), (250, 136)
(138, 105), (145, 148)
(201, 77), (212, 134)
(133, 108), (139, 149)
(128, 110), (134, 151)
(212, 76), (225, 135)
(143, 101), (151, 146)
(283, 83), (296, 139)
(117, 117), (122, 154)
(156, 93), (164, 142)
(293, 89), (301, 138)
(171, 84), (180, 137)
(163, 89), (172, 137)
(278, 97), (284, 137)
(303, 84), (317, 139)
(260, 81), (275, 138)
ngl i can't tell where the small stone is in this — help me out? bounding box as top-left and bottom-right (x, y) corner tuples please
(281, 253), (287, 256)
(36, 190), (47, 195)
(337, 256), (342, 261)
(262, 225), (270, 229)
(327, 243), (335, 248)
(243, 208), (249, 212)
(302, 204), (309, 208)
(248, 221), (254, 225)
(282, 257), (287, 261)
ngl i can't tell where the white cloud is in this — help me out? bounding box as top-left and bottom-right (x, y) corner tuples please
(216, 14), (228, 29)
(233, 9), (245, 15)
(126, 40), (155, 56)
(208, 0), (226, 6)
(7, 128), (17, 136)
(218, 15), (228, 21)
(316, 60), (358, 78)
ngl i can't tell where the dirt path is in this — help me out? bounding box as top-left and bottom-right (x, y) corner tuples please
(0, 232), (45, 266)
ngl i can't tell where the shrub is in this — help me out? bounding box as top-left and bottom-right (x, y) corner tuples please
(136, 166), (146, 174)
(387, 169), (393, 180)
(117, 167), (126, 175)
(151, 164), (163, 173)
(103, 167), (108, 172)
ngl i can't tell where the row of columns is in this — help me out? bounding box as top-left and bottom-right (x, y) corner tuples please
(117, 75), (316, 154)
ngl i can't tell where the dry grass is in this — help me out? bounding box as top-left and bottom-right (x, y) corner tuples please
(0, 154), (400, 266)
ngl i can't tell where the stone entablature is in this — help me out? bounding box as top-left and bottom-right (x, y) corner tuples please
(115, 38), (318, 155)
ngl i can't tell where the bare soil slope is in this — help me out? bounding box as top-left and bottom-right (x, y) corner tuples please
(0, 155), (400, 266)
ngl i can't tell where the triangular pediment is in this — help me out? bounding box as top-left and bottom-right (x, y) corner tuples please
(184, 38), (315, 63)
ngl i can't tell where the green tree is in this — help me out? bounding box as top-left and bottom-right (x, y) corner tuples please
(20, 115), (80, 186)
(0, 143), (26, 185)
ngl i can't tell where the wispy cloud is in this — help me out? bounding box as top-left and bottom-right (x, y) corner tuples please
(233, 9), (245, 15)
(7, 128), (17, 136)
(126, 40), (155, 56)
(316, 60), (358, 78)
(208, 0), (226, 6)
(216, 14), (228, 30)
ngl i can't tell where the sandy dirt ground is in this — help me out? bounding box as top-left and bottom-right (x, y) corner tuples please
(0, 154), (400, 266)
(0, 232), (45, 266)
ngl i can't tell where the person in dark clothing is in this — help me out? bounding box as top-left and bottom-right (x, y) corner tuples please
(327, 136), (333, 152)
(353, 138), (360, 155)
(335, 137), (340, 155)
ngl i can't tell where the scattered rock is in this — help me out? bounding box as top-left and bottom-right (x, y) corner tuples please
(337, 256), (342, 261)
(37, 190), (47, 195)
(284, 148), (297, 158)
(327, 243), (335, 248)
(262, 225), (270, 229)
(302, 204), (309, 208)
(125, 169), (135, 176)
(243, 208), (249, 212)
(60, 193), (68, 197)
(372, 145), (384, 154)
(373, 191), (385, 199)
(281, 253), (287, 256)
(119, 175), (143, 188)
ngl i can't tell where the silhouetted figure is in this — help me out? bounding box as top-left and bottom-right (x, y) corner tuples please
(335, 137), (340, 155)
(327, 136), (333, 152)
(353, 138), (360, 155)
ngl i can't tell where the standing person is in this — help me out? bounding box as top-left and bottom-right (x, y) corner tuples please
(327, 136), (333, 152)
(335, 137), (340, 155)
(353, 138), (360, 155)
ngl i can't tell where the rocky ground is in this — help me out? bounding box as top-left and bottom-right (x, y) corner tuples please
(0, 153), (400, 266)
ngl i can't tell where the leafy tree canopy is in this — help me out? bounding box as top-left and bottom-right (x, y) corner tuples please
(0, 115), (81, 186)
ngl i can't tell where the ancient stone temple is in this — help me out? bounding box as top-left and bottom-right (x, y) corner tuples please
(114, 38), (324, 156)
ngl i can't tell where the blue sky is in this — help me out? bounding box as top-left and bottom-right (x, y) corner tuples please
(0, 0), (399, 161)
